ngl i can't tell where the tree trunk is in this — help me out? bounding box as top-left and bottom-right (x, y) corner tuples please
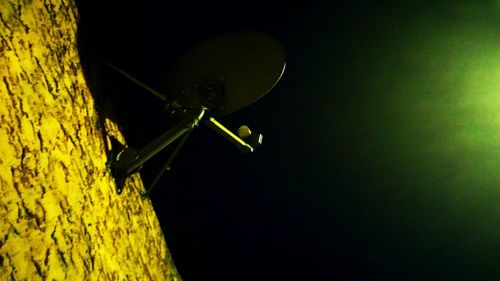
(0, 0), (181, 280)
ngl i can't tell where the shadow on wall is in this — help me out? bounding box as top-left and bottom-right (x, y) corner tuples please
(74, 0), (179, 168)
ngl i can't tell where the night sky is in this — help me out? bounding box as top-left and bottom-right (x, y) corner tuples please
(76, 1), (500, 280)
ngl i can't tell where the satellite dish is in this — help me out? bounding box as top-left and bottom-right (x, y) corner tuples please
(163, 31), (286, 116)
(107, 32), (286, 196)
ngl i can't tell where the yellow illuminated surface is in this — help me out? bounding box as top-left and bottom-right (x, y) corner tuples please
(0, 0), (180, 280)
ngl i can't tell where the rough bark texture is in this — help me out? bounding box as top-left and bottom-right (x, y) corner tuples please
(0, 0), (181, 280)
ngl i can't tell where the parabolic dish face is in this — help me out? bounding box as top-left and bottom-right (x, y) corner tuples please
(162, 32), (286, 116)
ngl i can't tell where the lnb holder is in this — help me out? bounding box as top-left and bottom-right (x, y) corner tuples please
(204, 117), (262, 153)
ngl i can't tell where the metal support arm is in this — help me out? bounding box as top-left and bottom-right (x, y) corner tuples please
(111, 107), (205, 193)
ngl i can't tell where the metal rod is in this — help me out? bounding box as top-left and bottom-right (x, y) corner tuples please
(205, 117), (254, 153)
(105, 62), (167, 102)
(143, 128), (193, 198)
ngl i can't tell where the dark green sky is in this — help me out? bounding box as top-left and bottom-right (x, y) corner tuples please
(294, 2), (499, 279)
(283, 2), (500, 279)
(77, 1), (499, 280)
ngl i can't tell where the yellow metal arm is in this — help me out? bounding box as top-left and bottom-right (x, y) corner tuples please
(205, 117), (255, 153)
